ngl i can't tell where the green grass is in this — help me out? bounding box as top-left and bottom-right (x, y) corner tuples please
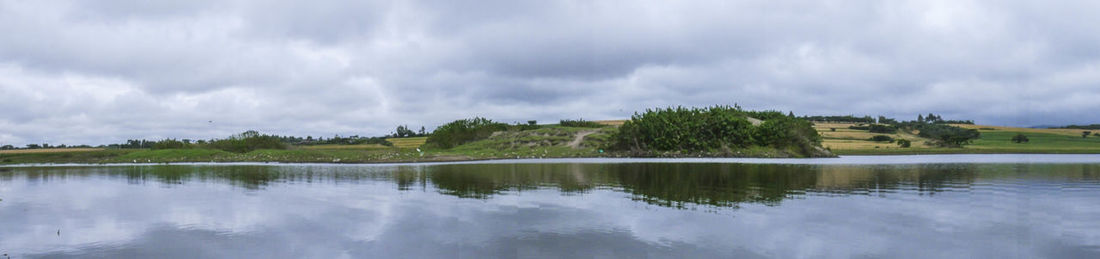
(967, 130), (1100, 152)
(832, 129), (1100, 155)
(0, 149), (138, 164)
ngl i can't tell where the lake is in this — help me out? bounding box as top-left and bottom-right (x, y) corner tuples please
(2, 155), (1099, 258)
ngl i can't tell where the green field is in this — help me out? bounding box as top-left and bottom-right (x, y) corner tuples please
(827, 124), (1100, 155)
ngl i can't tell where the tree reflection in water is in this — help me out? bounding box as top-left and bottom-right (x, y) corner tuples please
(5, 162), (1098, 210)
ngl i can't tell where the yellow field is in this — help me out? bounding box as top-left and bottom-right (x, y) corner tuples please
(814, 122), (936, 150)
(386, 137), (428, 149)
(595, 120), (627, 126)
(299, 144), (391, 150)
(0, 148), (105, 154)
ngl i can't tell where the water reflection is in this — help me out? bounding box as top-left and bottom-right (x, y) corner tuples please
(5, 163), (1100, 209)
(2, 162), (1100, 258)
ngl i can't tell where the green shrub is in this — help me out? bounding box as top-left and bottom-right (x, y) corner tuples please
(205, 131), (287, 153)
(916, 124), (980, 147)
(559, 119), (604, 128)
(868, 124), (898, 134)
(426, 117), (508, 149)
(897, 139), (912, 148)
(1012, 134), (1029, 143)
(869, 135), (895, 142)
(611, 106), (822, 156)
(613, 106), (754, 151)
(152, 139), (190, 150)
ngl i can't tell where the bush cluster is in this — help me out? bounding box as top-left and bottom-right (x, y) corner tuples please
(917, 124), (980, 147)
(611, 106), (822, 154)
(896, 139), (912, 148)
(425, 117), (509, 149)
(869, 135), (895, 142)
(205, 131), (288, 153)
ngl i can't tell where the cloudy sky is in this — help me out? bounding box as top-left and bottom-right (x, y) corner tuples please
(1, 0), (1098, 146)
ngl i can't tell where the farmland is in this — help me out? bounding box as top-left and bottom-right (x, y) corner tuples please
(3, 117), (1099, 165)
(386, 137), (428, 149)
(817, 122), (1100, 155)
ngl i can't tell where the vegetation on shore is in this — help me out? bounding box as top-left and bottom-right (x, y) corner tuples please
(3, 107), (1099, 165)
(611, 106), (830, 157)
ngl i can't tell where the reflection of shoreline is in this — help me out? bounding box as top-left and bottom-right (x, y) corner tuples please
(5, 154), (1100, 168)
(6, 163), (1098, 211)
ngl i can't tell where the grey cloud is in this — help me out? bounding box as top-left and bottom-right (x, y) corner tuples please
(1, 0), (1100, 146)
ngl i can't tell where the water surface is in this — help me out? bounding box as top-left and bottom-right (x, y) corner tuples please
(2, 155), (1099, 258)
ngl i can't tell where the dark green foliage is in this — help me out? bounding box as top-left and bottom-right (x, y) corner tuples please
(848, 125), (870, 130)
(0, 145), (14, 150)
(877, 116), (898, 124)
(914, 113), (972, 124)
(830, 128), (836, 132)
(559, 119), (604, 128)
(152, 139), (190, 150)
(611, 106), (822, 156)
(917, 124), (981, 147)
(897, 139), (912, 148)
(613, 106), (754, 151)
(801, 115), (874, 123)
(869, 135), (895, 142)
(1056, 124), (1100, 130)
(205, 131), (288, 153)
(1012, 134), (1029, 143)
(394, 125), (417, 138)
(1084, 131), (1092, 138)
(426, 117), (509, 149)
(868, 124), (898, 134)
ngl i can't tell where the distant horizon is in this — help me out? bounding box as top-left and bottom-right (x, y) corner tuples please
(0, 110), (1093, 147)
(2, 1), (1099, 146)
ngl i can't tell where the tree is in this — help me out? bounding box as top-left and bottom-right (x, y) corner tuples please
(917, 114), (924, 123)
(395, 125), (416, 138)
(897, 139), (912, 148)
(1085, 131), (1093, 138)
(418, 126), (427, 136)
(1012, 134), (1029, 143)
(0, 145), (14, 150)
(869, 135), (895, 142)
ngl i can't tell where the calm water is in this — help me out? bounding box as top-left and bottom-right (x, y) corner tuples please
(2, 155), (1100, 258)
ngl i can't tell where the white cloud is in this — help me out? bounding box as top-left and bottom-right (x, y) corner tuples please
(1, 0), (1099, 145)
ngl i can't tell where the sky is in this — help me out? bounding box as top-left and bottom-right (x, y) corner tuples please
(1, 0), (1099, 146)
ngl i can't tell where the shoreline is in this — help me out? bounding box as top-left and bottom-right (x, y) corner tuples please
(5, 153), (1100, 168)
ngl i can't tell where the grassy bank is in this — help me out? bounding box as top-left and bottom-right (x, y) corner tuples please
(4, 121), (1099, 165)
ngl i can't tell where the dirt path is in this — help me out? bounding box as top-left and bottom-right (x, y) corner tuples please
(567, 130), (599, 148)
